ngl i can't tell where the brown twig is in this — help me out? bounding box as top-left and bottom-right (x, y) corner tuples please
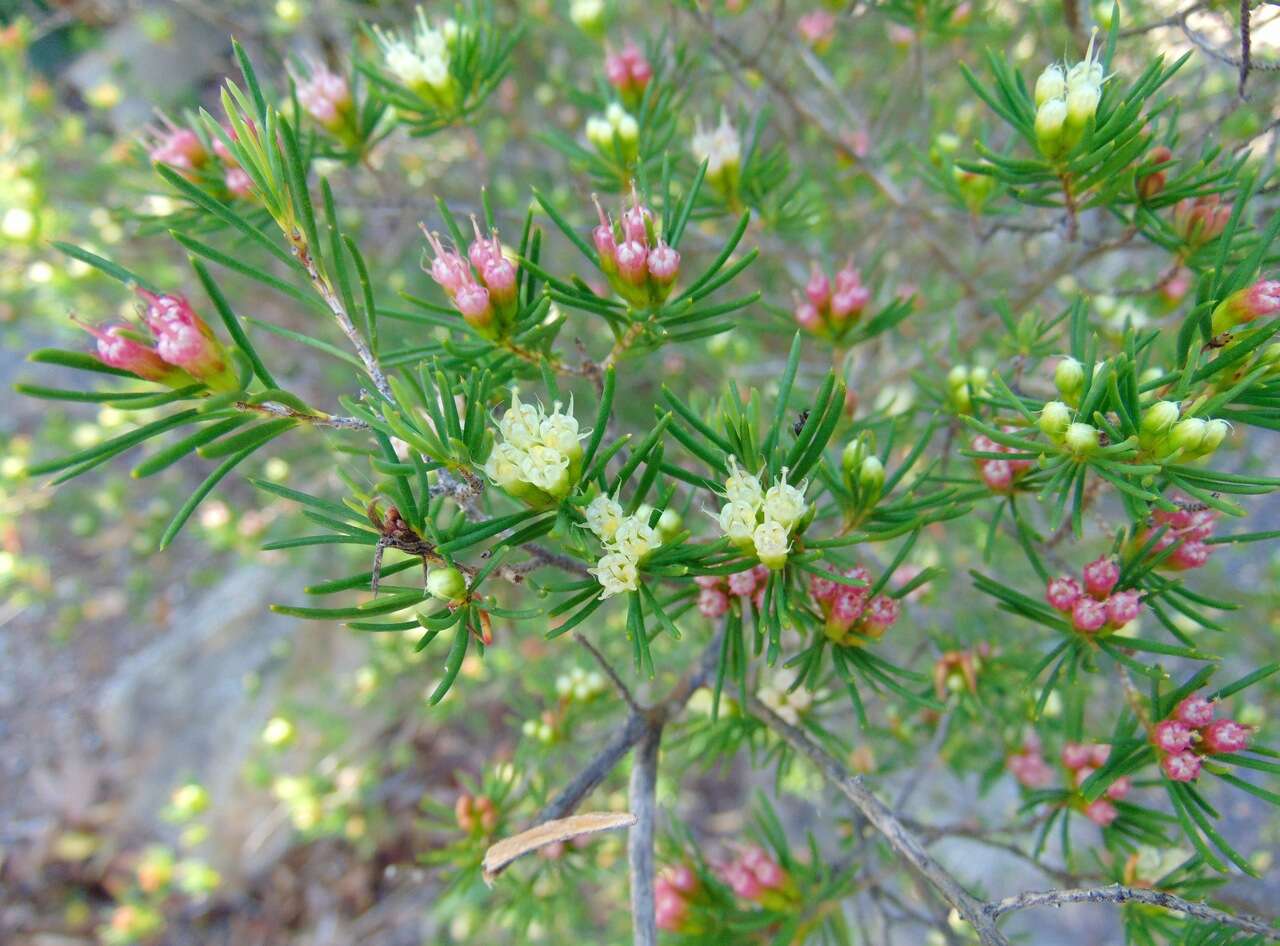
(628, 725), (662, 946)
(988, 885), (1280, 939)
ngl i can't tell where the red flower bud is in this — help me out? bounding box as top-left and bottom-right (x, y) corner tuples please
(1201, 718), (1249, 754)
(1082, 557), (1120, 599)
(1174, 695), (1215, 728)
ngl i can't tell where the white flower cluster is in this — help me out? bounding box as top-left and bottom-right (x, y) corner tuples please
(483, 392), (583, 503)
(586, 103), (639, 151)
(714, 457), (809, 569)
(691, 111), (741, 179)
(373, 8), (457, 94)
(585, 494), (662, 598)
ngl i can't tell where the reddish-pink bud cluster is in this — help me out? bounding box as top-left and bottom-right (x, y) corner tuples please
(1045, 557), (1142, 633)
(423, 217), (519, 336)
(296, 60), (353, 129)
(1141, 502), (1216, 571)
(1212, 279), (1280, 335)
(455, 793), (498, 833)
(1061, 742), (1129, 825)
(77, 289), (233, 389)
(971, 431), (1032, 495)
(604, 41), (652, 100)
(592, 193), (680, 306)
(655, 864), (698, 931)
(696, 566), (769, 617)
(794, 259), (870, 339)
(720, 846), (787, 902)
(1007, 734), (1054, 789)
(143, 116), (207, 179)
(1173, 194), (1231, 247)
(1154, 693), (1251, 782)
(810, 564), (900, 644)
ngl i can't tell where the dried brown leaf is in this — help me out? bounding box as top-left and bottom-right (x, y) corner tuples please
(481, 811), (636, 884)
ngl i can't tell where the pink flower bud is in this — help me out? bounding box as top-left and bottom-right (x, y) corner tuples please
(830, 284), (871, 321)
(1105, 590), (1142, 627)
(1008, 751), (1053, 788)
(654, 886), (688, 931)
(805, 264), (831, 308)
(1089, 743), (1111, 767)
(666, 864), (698, 894)
(971, 435), (999, 454)
(980, 459), (1014, 493)
(694, 575), (723, 590)
(1084, 799), (1118, 827)
(454, 281), (493, 326)
(1183, 510), (1215, 542)
(616, 240), (649, 284)
(698, 587), (730, 618)
(1046, 576), (1082, 612)
(1174, 695), (1215, 728)
(621, 200), (651, 245)
(1161, 750), (1201, 782)
(468, 217), (503, 271)
(834, 260), (862, 294)
(73, 318), (187, 384)
(225, 167), (252, 197)
(482, 257), (517, 306)
(1160, 266), (1192, 306)
(795, 301), (822, 330)
(796, 10), (837, 50)
(831, 590), (866, 626)
(1082, 557), (1120, 599)
(1173, 195), (1228, 247)
(647, 241), (680, 283)
(1201, 719), (1249, 754)
(1061, 742), (1092, 770)
(423, 230), (469, 296)
(1211, 279), (1280, 334)
(727, 568), (758, 597)
(724, 863), (763, 900)
(863, 594), (900, 636)
(1169, 540), (1210, 570)
(135, 289), (230, 384)
(809, 571), (839, 603)
(1070, 597), (1107, 633)
(145, 119), (207, 174)
(604, 50), (630, 89)
(297, 63), (351, 128)
(1106, 775), (1132, 801)
(1153, 719), (1193, 753)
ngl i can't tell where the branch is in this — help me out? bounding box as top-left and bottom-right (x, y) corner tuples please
(989, 885), (1280, 940)
(628, 725), (662, 946)
(536, 629), (723, 823)
(748, 697), (1011, 946)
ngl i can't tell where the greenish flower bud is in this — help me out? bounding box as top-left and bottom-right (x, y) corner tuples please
(842, 438), (868, 474)
(657, 507), (683, 541)
(1035, 98), (1068, 157)
(1034, 65), (1066, 108)
(427, 566), (467, 601)
(1054, 356), (1085, 401)
(1169, 417), (1207, 455)
(1064, 422), (1099, 456)
(1039, 400), (1071, 440)
(859, 455), (885, 493)
(1140, 400), (1179, 439)
(1199, 418), (1229, 455)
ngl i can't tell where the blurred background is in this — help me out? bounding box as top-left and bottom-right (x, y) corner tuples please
(2, 2), (1280, 945)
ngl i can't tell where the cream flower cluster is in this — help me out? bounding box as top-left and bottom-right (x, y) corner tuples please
(585, 494), (662, 598)
(1033, 31), (1105, 159)
(483, 392), (583, 503)
(715, 457), (809, 569)
(691, 111), (741, 182)
(373, 8), (458, 99)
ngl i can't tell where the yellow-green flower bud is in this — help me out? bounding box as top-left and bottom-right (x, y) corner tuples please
(1035, 98), (1069, 157)
(427, 566), (467, 601)
(657, 508), (683, 541)
(1200, 418), (1229, 455)
(1064, 422), (1099, 456)
(859, 455), (885, 494)
(1140, 400), (1179, 440)
(1039, 400), (1071, 440)
(1170, 417), (1207, 454)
